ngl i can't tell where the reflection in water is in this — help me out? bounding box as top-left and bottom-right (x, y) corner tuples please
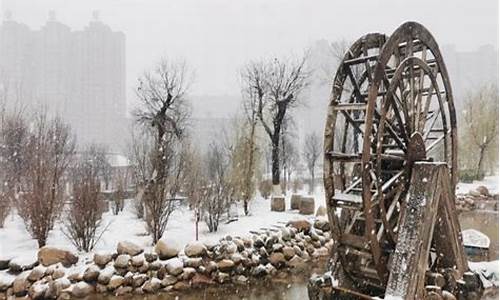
(96, 263), (326, 300)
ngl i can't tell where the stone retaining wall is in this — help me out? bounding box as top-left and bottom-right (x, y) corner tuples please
(0, 218), (332, 299)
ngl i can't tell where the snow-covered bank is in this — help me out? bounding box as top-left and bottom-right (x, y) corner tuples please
(1, 189), (327, 267)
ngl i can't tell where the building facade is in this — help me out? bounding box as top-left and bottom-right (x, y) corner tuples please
(0, 12), (126, 150)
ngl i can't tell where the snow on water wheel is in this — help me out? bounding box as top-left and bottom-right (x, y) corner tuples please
(323, 22), (458, 294)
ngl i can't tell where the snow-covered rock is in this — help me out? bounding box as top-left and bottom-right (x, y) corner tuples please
(184, 241), (207, 257)
(37, 247), (78, 267)
(117, 241), (143, 256)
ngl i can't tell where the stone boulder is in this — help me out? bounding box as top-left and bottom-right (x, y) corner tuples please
(117, 241), (143, 256)
(93, 253), (112, 267)
(155, 239), (180, 259)
(71, 282), (94, 298)
(38, 247), (78, 267)
(217, 259), (235, 272)
(142, 278), (162, 293)
(13, 276), (29, 296)
(83, 265), (100, 282)
(108, 275), (124, 290)
(290, 194), (302, 210)
(165, 257), (184, 276)
(184, 241), (207, 257)
(299, 197), (315, 215)
(271, 196), (285, 212)
(288, 219), (311, 232)
(476, 185), (490, 196)
(269, 252), (286, 267)
(114, 254), (130, 269)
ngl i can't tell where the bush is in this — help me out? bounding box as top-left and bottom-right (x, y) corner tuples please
(259, 179), (272, 199)
(459, 169), (484, 183)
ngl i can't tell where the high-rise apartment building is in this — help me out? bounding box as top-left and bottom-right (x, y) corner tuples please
(0, 11), (126, 150)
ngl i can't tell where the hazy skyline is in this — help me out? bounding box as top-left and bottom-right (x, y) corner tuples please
(2, 0), (498, 101)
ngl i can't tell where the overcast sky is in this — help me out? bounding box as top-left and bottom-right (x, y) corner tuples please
(2, 0), (498, 98)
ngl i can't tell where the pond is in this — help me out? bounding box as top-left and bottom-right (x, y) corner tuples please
(95, 262), (326, 300)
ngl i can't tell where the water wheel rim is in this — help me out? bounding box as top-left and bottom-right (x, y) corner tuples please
(361, 21), (457, 282)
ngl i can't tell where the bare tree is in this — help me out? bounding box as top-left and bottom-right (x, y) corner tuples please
(202, 142), (230, 232)
(133, 58), (192, 243)
(241, 54), (310, 194)
(461, 84), (499, 179)
(303, 132), (322, 194)
(18, 112), (75, 247)
(111, 170), (126, 215)
(63, 145), (108, 252)
(0, 108), (28, 227)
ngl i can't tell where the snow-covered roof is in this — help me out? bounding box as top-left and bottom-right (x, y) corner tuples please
(106, 154), (130, 168)
(462, 229), (490, 249)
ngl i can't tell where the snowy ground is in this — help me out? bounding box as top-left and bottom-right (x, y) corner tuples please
(0, 188), (327, 264)
(456, 175), (499, 195)
(1, 175), (498, 279)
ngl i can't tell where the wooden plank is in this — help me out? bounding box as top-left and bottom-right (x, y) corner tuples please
(344, 54), (379, 66)
(385, 163), (445, 299)
(333, 103), (367, 111)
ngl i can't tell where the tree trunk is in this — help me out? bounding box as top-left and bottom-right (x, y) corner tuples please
(475, 145), (486, 180)
(271, 137), (281, 195)
(310, 169), (315, 194)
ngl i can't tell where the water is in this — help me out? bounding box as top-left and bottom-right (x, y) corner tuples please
(459, 210), (499, 260)
(95, 263), (326, 300)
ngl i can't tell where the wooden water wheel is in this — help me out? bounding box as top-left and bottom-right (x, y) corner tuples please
(323, 21), (461, 295)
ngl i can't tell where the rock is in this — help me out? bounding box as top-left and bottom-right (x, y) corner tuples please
(9, 255), (38, 272)
(131, 256), (144, 267)
(96, 283), (107, 293)
(161, 275), (178, 286)
(272, 243), (284, 252)
(217, 259), (235, 272)
(83, 265), (100, 282)
(155, 240), (180, 260)
(28, 266), (46, 281)
(0, 274), (14, 292)
(28, 282), (48, 299)
(97, 266), (114, 285)
(71, 282), (94, 298)
(191, 273), (214, 287)
(205, 261), (218, 273)
(476, 185), (490, 196)
(173, 281), (190, 291)
(108, 275), (124, 290)
(180, 267), (197, 280)
(217, 272), (230, 283)
(230, 253), (243, 264)
(12, 276), (29, 296)
(254, 237), (264, 248)
(299, 196), (315, 215)
(67, 272), (83, 283)
(184, 241), (207, 257)
(314, 218), (330, 231)
(442, 290), (456, 300)
(38, 247), (77, 267)
(117, 241), (143, 257)
(271, 196), (285, 212)
(269, 252), (286, 267)
(288, 219), (311, 232)
(45, 278), (70, 299)
(265, 263), (277, 275)
(144, 252), (158, 263)
(114, 254), (130, 269)
(290, 194), (302, 210)
(224, 242), (238, 255)
(282, 246), (295, 260)
(312, 247), (329, 258)
(251, 264), (267, 277)
(235, 275), (248, 284)
(93, 253), (112, 267)
(52, 268), (65, 280)
(315, 205), (327, 216)
(165, 257), (184, 275)
(288, 255), (307, 270)
(185, 257), (203, 268)
(115, 286), (133, 296)
(149, 261), (161, 271)
(142, 278), (162, 293)
(132, 274), (147, 288)
(0, 257), (11, 270)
